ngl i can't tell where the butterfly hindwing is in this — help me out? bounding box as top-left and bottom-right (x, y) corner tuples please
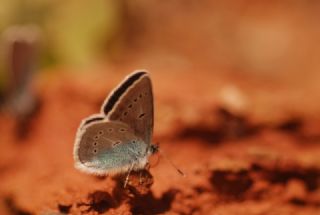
(74, 120), (147, 175)
(79, 114), (104, 129)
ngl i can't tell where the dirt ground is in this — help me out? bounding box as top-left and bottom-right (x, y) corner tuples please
(0, 66), (319, 215)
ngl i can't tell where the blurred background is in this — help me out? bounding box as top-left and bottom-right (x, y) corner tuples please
(0, 1), (320, 214)
(1, 1), (320, 78)
(1, 0), (320, 128)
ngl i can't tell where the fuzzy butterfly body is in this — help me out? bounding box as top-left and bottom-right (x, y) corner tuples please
(73, 71), (157, 175)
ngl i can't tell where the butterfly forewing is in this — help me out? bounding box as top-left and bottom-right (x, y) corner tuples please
(102, 72), (154, 145)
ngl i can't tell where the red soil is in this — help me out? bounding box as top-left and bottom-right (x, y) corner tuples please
(0, 69), (319, 214)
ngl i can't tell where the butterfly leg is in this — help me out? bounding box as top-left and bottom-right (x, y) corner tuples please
(139, 170), (143, 184)
(124, 162), (135, 188)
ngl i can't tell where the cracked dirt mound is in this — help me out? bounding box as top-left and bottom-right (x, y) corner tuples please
(0, 69), (319, 214)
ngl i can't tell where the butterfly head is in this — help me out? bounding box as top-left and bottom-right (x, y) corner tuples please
(145, 144), (160, 168)
(148, 144), (159, 155)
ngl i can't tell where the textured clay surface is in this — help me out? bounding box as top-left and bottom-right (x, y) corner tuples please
(0, 69), (320, 214)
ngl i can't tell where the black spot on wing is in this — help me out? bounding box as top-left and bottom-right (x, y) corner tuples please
(138, 113), (145, 118)
(103, 71), (147, 115)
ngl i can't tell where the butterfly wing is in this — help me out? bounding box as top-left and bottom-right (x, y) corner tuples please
(101, 71), (154, 145)
(74, 120), (148, 175)
(79, 114), (105, 129)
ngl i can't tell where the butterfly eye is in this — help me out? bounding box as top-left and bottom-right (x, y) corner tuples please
(119, 128), (126, 132)
(108, 128), (113, 132)
(98, 130), (104, 135)
(132, 140), (136, 144)
(93, 149), (97, 154)
(123, 112), (128, 116)
(128, 104), (133, 108)
(93, 142), (98, 146)
(133, 98), (137, 102)
(94, 136), (99, 140)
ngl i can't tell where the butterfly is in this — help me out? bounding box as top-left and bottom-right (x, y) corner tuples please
(73, 70), (158, 177)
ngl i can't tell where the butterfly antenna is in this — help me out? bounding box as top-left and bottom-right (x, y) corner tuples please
(158, 148), (186, 177)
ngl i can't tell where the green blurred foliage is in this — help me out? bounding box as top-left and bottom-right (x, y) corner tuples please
(0, 0), (121, 67)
